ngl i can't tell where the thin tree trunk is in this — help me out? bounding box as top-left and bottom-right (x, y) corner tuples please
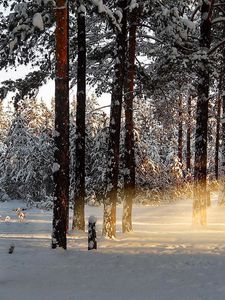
(215, 77), (222, 180)
(186, 96), (192, 171)
(122, 7), (138, 234)
(218, 27), (225, 206)
(72, 0), (86, 231)
(178, 96), (183, 164)
(103, 0), (127, 238)
(193, 1), (214, 226)
(52, 0), (69, 249)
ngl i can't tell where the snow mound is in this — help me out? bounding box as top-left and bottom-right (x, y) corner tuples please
(33, 13), (44, 31)
(88, 215), (97, 224)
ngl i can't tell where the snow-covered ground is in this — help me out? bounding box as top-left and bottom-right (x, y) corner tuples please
(1, 195), (225, 300)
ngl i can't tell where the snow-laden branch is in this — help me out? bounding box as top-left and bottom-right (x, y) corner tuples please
(129, 0), (138, 12)
(212, 16), (225, 24)
(213, 2), (225, 8)
(191, 5), (200, 21)
(87, 105), (111, 115)
(138, 34), (163, 43)
(89, 0), (120, 30)
(208, 38), (225, 55)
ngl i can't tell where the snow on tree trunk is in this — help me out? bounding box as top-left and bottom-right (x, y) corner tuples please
(193, 1), (214, 226)
(52, 0), (69, 249)
(122, 6), (138, 234)
(103, 0), (127, 239)
(72, 0), (86, 231)
(88, 216), (97, 250)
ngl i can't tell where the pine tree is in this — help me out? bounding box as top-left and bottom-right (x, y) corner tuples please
(52, 0), (69, 250)
(122, 3), (139, 233)
(103, 0), (127, 238)
(72, 0), (87, 231)
(193, 1), (214, 225)
(2, 113), (33, 200)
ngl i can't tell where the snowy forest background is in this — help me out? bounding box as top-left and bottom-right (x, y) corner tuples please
(0, 94), (190, 205)
(0, 0), (224, 247)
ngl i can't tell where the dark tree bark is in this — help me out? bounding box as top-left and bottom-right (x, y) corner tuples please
(122, 7), (138, 234)
(103, 0), (127, 238)
(193, 1), (214, 225)
(52, 0), (69, 249)
(186, 96), (192, 171)
(218, 26), (225, 206)
(72, 0), (86, 231)
(178, 96), (183, 164)
(215, 76), (222, 181)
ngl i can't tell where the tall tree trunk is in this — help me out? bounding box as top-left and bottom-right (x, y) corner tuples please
(72, 0), (86, 231)
(186, 96), (192, 171)
(103, 0), (127, 238)
(193, 1), (214, 225)
(122, 6), (138, 233)
(218, 28), (225, 205)
(52, 0), (69, 249)
(215, 76), (222, 181)
(178, 96), (183, 164)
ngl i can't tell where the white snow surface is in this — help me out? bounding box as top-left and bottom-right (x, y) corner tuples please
(1, 195), (225, 300)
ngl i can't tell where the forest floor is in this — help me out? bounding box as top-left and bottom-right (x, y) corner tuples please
(1, 194), (225, 300)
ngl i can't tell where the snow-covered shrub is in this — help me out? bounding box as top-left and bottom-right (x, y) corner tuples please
(0, 106), (54, 202)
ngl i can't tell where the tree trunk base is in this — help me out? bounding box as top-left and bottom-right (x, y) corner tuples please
(122, 195), (133, 233)
(102, 198), (116, 238)
(72, 203), (85, 231)
(192, 186), (207, 226)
